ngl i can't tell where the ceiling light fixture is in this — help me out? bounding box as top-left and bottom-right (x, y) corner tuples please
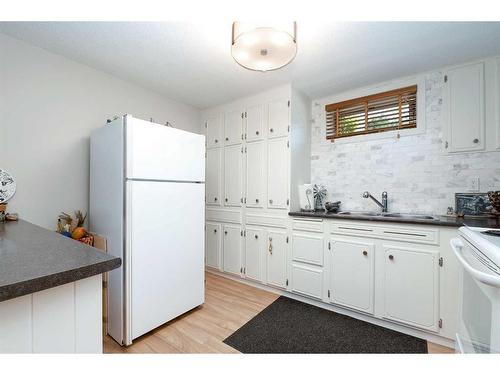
(231, 22), (297, 72)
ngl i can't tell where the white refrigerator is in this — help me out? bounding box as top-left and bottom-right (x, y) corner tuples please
(90, 114), (205, 346)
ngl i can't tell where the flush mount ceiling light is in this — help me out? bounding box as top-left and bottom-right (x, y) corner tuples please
(231, 22), (297, 72)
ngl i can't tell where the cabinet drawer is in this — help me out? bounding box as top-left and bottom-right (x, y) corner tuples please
(331, 221), (439, 245)
(291, 263), (323, 300)
(292, 233), (324, 266)
(292, 219), (323, 233)
(380, 227), (438, 245)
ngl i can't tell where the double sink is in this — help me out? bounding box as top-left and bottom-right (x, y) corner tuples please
(337, 211), (439, 221)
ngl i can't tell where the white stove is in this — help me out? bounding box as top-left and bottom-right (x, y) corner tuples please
(451, 226), (500, 354)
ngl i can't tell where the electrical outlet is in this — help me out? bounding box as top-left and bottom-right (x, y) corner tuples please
(468, 177), (480, 192)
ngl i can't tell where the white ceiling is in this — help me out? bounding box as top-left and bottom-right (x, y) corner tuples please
(1, 21), (500, 108)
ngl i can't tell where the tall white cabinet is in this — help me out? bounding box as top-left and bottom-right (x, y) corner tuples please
(443, 57), (500, 154)
(203, 84), (311, 290)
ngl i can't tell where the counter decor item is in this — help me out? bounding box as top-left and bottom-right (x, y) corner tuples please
(0, 168), (16, 204)
(488, 191), (500, 215)
(0, 203), (6, 222)
(313, 184), (327, 211)
(325, 201), (341, 213)
(57, 210), (93, 245)
(455, 193), (492, 216)
(298, 184), (314, 212)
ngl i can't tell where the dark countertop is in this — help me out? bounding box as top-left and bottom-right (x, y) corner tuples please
(0, 220), (121, 302)
(289, 211), (500, 228)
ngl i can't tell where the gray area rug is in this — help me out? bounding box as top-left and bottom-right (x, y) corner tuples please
(224, 296), (428, 353)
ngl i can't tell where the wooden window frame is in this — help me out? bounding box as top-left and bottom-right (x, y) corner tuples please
(325, 85), (417, 141)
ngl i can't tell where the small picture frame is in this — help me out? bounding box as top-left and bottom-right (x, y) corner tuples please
(455, 193), (492, 216)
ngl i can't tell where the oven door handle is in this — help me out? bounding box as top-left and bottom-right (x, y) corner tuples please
(451, 238), (500, 288)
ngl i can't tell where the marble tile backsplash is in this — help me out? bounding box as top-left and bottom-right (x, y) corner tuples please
(310, 71), (500, 215)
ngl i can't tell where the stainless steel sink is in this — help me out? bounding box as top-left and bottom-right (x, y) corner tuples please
(337, 211), (439, 220)
(382, 213), (439, 220)
(337, 211), (382, 216)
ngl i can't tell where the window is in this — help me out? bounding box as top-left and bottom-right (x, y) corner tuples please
(325, 85), (417, 140)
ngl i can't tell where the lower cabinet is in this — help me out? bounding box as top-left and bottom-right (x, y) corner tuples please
(383, 245), (440, 331)
(205, 222), (221, 269)
(222, 224), (242, 276)
(266, 229), (288, 289)
(244, 227), (264, 282)
(330, 239), (375, 314)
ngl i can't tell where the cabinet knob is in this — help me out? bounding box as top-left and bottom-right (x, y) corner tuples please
(215, 139), (218, 143)
(270, 128), (274, 133)
(389, 254), (394, 260)
(255, 198), (259, 203)
(224, 231), (227, 235)
(225, 198), (228, 202)
(255, 234), (258, 239)
(269, 199), (273, 204)
(363, 250), (368, 256)
(473, 138), (479, 144)
(214, 197), (218, 202)
(225, 137), (229, 141)
(256, 131), (259, 135)
(214, 229), (217, 233)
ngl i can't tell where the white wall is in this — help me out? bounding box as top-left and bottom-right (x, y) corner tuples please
(0, 34), (201, 229)
(310, 65), (500, 215)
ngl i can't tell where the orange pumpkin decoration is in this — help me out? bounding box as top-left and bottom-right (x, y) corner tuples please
(72, 227), (86, 240)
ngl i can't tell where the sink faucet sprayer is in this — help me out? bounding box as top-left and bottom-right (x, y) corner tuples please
(363, 191), (388, 213)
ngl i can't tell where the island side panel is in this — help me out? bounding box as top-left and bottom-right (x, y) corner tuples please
(0, 275), (103, 353)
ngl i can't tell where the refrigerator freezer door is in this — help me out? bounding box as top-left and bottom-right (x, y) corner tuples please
(127, 180), (205, 341)
(126, 116), (205, 182)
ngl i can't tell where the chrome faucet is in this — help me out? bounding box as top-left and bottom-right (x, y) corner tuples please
(363, 191), (388, 213)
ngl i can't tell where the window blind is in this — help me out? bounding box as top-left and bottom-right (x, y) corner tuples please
(325, 85), (417, 140)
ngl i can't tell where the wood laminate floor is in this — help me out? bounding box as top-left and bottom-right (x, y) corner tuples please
(103, 272), (454, 354)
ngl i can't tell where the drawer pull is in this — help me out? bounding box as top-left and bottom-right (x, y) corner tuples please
(338, 226), (373, 232)
(268, 237), (273, 254)
(384, 230), (426, 237)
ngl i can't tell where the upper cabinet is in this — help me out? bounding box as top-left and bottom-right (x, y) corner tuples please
(205, 115), (222, 149)
(268, 98), (290, 138)
(443, 62), (485, 153)
(245, 104), (264, 142)
(443, 58), (500, 154)
(224, 110), (244, 146)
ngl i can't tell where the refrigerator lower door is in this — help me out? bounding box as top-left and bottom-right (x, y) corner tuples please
(126, 180), (205, 342)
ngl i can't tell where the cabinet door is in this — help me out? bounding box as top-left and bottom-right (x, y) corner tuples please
(245, 227), (263, 282)
(292, 233), (324, 266)
(246, 104), (264, 142)
(224, 110), (243, 145)
(224, 145), (243, 207)
(223, 225), (242, 276)
(206, 116), (222, 148)
(268, 99), (290, 138)
(383, 246), (439, 331)
(205, 148), (221, 206)
(267, 230), (287, 289)
(246, 141), (266, 208)
(444, 62), (485, 153)
(205, 223), (221, 269)
(267, 138), (289, 209)
(331, 239), (374, 314)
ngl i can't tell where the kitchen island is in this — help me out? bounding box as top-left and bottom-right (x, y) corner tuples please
(0, 220), (121, 353)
